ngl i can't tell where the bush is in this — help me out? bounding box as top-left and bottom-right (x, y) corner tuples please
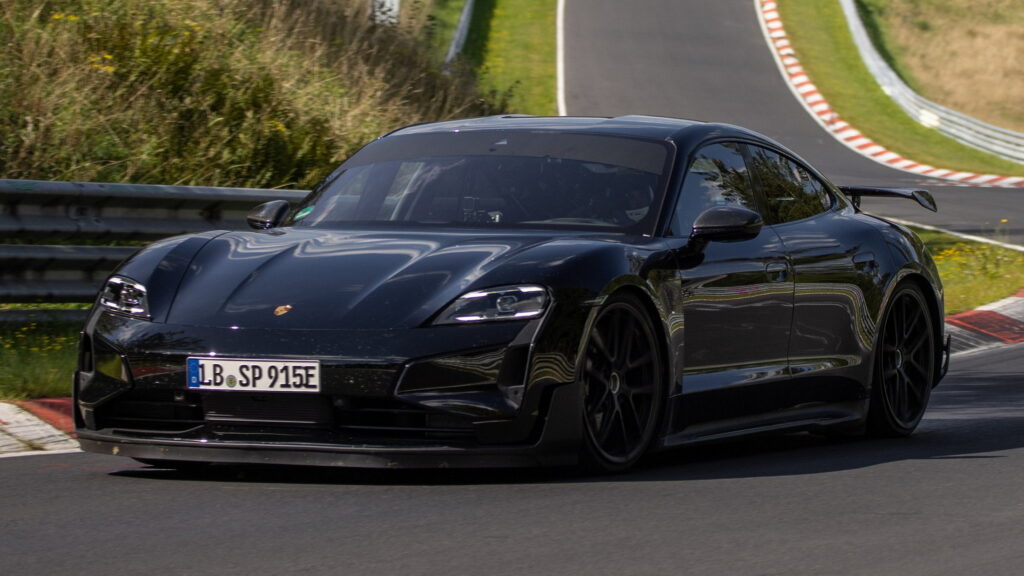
(0, 0), (503, 189)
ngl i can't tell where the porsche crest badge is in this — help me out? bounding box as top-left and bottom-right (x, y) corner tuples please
(273, 305), (293, 316)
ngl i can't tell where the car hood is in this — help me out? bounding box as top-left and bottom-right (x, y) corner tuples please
(164, 228), (572, 329)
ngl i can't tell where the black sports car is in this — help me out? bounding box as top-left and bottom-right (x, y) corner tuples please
(75, 115), (949, 472)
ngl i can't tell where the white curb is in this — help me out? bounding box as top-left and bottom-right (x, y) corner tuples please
(0, 403), (79, 454)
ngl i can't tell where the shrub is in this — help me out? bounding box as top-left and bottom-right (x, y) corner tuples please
(0, 0), (503, 188)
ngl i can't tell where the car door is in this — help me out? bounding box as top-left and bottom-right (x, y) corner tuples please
(747, 145), (879, 411)
(666, 142), (796, 432)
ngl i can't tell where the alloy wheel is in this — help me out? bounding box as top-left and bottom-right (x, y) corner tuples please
(870, 284), (935, 436)
(581, 295), (662, 470)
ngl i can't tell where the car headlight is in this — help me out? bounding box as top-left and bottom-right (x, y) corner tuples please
(434, 285), (549, 324)
(98, 276), (150, 319)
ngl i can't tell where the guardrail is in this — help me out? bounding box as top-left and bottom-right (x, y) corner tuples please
(839, 0), (1024, 165)
(1, 179), (307, 304)
(444, 0), (476, 65)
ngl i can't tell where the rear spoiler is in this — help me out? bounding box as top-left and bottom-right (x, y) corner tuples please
(838, 186), (937, 212)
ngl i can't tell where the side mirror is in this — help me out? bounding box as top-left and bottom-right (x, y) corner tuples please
(247, 200), (290, 230)
(691, 205), (763, 243)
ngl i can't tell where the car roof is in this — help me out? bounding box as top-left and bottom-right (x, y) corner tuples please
(386, 115), (771, 144)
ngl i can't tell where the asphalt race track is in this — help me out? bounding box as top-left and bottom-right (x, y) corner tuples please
(563, 0), (1024, 246)
(3, 344), (1024, 574)
(4, 2), (1024, 574)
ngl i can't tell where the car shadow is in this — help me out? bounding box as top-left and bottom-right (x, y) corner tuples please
(631, 366), (1024, 481)
(109, 364), (1024, 486)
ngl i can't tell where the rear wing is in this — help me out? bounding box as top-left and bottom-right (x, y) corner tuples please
(838, 186), (938, 212)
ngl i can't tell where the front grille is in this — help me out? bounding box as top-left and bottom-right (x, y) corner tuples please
(94, 388), (203, 434)
(203, 393), (332, 427)
(335, 397), (476, 441)
(95, 390), (477, 443)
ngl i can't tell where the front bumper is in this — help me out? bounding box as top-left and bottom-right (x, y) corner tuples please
(75, 311), (584, 468)
(74, 377), (577, 467)
(77, 383), (581, 468)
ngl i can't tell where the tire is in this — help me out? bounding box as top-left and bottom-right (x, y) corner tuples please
(579, 293), (664, 472)
(867, 282), (936, 437)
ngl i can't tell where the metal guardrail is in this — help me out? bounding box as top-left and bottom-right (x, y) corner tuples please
(839, 0), (1024, 165)
(1, 179), (307, 303)
(444, 0), (476, 65)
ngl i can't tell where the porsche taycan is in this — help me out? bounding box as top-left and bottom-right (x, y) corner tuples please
(75, 115), (949, 472)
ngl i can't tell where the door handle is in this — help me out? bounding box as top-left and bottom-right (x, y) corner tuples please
(765, 262), (789, 282)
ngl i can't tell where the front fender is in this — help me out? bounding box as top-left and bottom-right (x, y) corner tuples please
(98, 230), (228, 323)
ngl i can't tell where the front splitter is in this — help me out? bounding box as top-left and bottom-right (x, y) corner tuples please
(77, 435), (575, 469)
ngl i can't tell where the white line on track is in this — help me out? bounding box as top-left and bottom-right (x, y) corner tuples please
(556, 0), (567, 116)
(879, 217), (1024, 252)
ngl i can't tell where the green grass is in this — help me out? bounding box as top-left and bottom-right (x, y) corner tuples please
(0, 303), (90, 311)
(0, 322), (78, 400)
(463, 0), (556, 115)
(777, 0), (1023, 176)
(912, 227), (1024, 314)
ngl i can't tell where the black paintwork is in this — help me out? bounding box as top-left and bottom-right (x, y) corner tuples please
(75, 115), (946, 468)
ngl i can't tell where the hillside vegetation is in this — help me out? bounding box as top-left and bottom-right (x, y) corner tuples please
(858, 0), (1024, 133)
(0, 0), (502, 189)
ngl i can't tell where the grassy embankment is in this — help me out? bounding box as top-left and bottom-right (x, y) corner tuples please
(0, 0), (500, 187)
(777, 0), (1023, 176)
(913, 228), (1024, 314)
(1, 323), (79, 400)
(857, 0), (1024, 133)
(462, 0), (557, 115)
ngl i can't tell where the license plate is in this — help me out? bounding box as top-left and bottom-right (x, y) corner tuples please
(186, 357), (320, 392)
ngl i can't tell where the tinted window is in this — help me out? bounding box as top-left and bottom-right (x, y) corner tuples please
(671, 142), (757, 236)
(286, 132), (673, 234)
(748, 146), (831, 223)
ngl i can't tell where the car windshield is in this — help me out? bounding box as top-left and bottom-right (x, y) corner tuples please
(287, 131), (673, 234)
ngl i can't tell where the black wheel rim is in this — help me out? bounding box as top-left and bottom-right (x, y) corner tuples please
(582, 303), (659, 465)
(879, 289), (935, 428)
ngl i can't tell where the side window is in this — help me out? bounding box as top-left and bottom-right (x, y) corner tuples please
(671, 142), (756, 236)
(748, 146), (831, 223)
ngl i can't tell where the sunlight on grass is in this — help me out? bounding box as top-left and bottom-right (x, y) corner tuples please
(913, 226), (1024, 314)
(464, 0), (556, 115)
(857, 0), (1024, 133)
